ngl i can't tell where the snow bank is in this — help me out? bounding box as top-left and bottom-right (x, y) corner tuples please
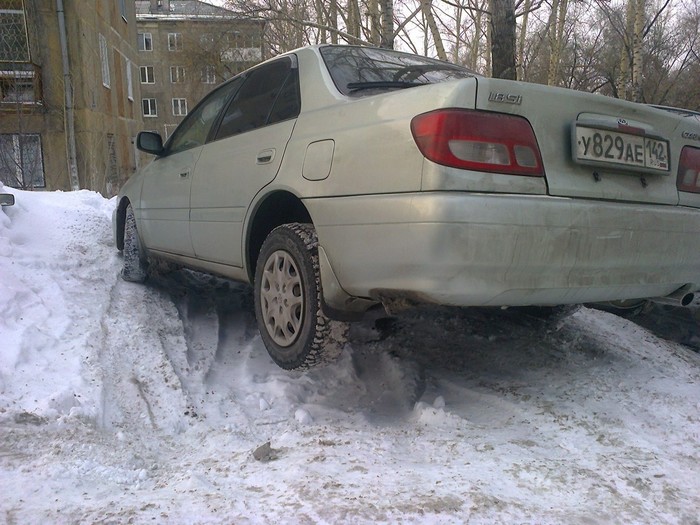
(1, 187), (699, 524)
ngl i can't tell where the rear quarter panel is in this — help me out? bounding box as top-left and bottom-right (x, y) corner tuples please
(275, 49), (479, 199)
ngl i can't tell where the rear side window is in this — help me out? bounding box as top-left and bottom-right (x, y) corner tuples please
(268, 69), (300, 125)
(215, 57), (299, 140)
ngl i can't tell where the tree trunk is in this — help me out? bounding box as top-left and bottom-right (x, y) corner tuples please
(485, 8), (492, 75)
(631, 0), (645, 102)
(315, 0), (327, 42)
(490, 0), (517, 79)
(517, 0), (531, 80)
(420, 0), (447, 60)
(330, 0), (338, 44)
(347, 0), (362, 39)
(380, 0), (394, 49)
(617, 0), (636, 99)
(547, 0), (568, 86)
(453, 0), (463, 63)
(368, 0), (381, 46)
(470, 8), (483, 71)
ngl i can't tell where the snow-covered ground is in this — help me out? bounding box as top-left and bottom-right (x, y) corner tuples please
(0, 186), (699, 524)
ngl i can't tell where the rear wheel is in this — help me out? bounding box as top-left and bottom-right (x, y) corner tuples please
(254, 223), (346, 370)
(121, 204), (148, 282)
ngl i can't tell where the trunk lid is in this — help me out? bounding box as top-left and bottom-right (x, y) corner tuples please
(473, 78), (681, 205)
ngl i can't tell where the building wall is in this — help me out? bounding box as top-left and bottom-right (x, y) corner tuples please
(2, 0), (265, 195)
(0, 1), (67, 190)
(66, 0), (143, 196)
(0, 0), (143, 196)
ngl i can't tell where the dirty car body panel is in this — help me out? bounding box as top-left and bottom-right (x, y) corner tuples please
(115, 45), (700, 362)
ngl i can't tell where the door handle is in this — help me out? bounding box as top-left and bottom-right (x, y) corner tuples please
(256, 149), (275, 164)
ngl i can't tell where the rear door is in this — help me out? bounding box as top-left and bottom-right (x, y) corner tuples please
(190, 56), (301, 266)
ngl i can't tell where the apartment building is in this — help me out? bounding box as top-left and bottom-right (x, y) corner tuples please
(0, 0), (143, 195)
(135, 0), (266, 139)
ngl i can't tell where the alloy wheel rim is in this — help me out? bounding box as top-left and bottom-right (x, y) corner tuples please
(260, 250), (304, 347)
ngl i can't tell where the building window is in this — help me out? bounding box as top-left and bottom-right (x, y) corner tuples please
(126, 59), (133, 101)
(142, 98), (157, 117)
(172, 98), (187, 116)
(0, 4), (30, 62)
(0, 66), (41, 104)
(168, 33), (183, 51)
(138, 32), (152, 51)
(140, 65), (154, 84)
(170, 66), (185, 83)
(201, 66), (216, 84)
(0, 134), (45, 189)
(99, 34), (110, 88)
(119, 0), (128, 21)
(199, 34), (215, 50)
(106, 133), (119, 184)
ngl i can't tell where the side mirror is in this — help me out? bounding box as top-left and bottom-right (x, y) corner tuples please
(0, 193), (15, 206)
(136, 131), (164, 156)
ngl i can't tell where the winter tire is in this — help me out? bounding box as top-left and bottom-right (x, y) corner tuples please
(254, 223), (346, 370)
(121, 204), (148, 282)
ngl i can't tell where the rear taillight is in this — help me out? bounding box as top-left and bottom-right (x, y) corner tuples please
(677, 146), (700, 193)
(410, 109), (544, 176)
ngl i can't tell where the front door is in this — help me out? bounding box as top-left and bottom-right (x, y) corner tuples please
(138, 81), (239, 257)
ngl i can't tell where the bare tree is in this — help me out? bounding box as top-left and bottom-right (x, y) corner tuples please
(221, 0), (698, 112)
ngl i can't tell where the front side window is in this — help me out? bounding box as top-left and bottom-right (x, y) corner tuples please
(168, 33), (183, 52)
(172, 98), (187, 116)
(165, 78), (242, 155)
(170, 66), (185, 83)
(138, 32), (152, 51)
(140, 65), (154, 84)
(215, 57), (298, 140)
(0, 133), (45, 188)
(142, 98), (157, 117)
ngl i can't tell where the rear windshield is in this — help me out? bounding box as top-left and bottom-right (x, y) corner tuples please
(320, 45), (476, 96)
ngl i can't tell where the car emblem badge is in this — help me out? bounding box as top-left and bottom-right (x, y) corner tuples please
(488, 92), (522, 105)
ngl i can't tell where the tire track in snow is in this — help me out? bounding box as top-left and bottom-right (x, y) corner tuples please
(147, 270), (261, 425)
(99, 278), (190, 434)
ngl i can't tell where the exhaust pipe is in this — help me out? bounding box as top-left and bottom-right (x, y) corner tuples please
(650, 285), (698, 308)
(687, 294), (700, 308)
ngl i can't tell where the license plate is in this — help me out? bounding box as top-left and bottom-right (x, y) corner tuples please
(574, 126), (670, 173)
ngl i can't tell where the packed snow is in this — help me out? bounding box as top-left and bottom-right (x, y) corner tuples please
(0, 185), (699, 524)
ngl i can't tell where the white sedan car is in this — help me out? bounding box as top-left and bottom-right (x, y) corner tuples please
(114, 45), (700, 370)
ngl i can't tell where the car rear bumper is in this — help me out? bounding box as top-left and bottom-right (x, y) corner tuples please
(309, 192), (700, 307)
